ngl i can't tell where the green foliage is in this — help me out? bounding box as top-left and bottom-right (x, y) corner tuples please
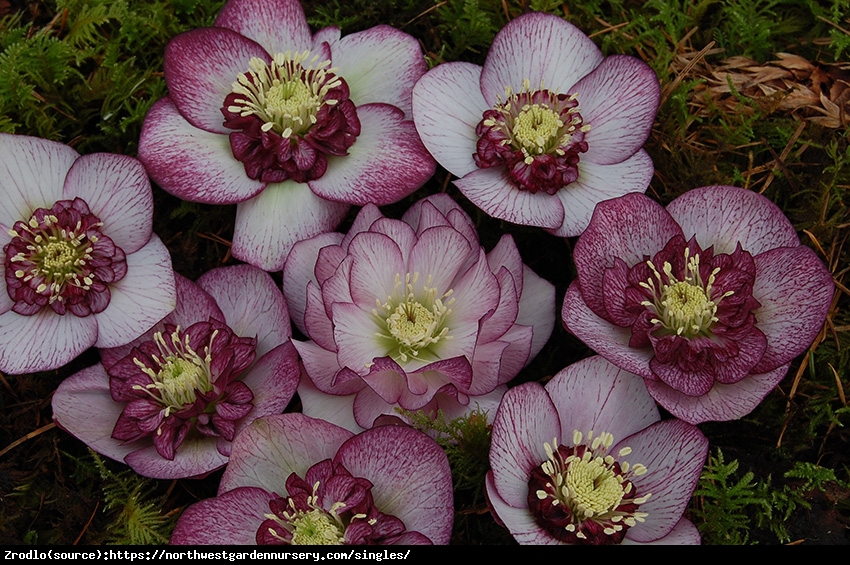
(433, 0), (502, 62)
(90, 452), (176, 545)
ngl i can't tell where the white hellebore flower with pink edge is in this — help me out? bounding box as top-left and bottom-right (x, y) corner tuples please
(0, 134), (176, 375)
(487, 356), (708, 545)
(138, 0), (436, 271)
(412, 12), (659, 237)
(283, 194), (556, 432)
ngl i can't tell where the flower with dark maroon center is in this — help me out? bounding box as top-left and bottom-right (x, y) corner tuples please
(5, 198), (127, 318)
(109, 319), (257, 461)
(222, 51), (361, 183)
(474, 80), (588, 195)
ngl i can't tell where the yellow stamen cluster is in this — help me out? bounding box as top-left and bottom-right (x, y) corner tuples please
(228, 50), (342, 137)
(132, 327), (218, 419)
(8, 214), (100, 304)
(536, 430), (651, 540)
(373, 272), (454, 365)
(264, 481), (354, 545)
(640, 248), (734, 338)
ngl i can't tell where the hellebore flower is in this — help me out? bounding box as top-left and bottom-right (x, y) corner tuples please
(282, 194), (556, 432)
(412, 12), (659, 237)
(0, 134), (176, 375)
(138, 0), (436, 271)
(170, 413), (453, 545)
(562, 187), (834, 423)
(487, 355), (708, 545)
(52, 264), (299, 479)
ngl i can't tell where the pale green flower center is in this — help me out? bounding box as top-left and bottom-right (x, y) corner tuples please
(373, 272), (454, 365)
(228, 50), (341, 138)
(640, 248), (734, 338)
(290, 509), (346, 545)
(536, 430), (651, 540)
(132, 327), (217, 416)
(9, 213), (100, 302)
(513, 104), (564, 155)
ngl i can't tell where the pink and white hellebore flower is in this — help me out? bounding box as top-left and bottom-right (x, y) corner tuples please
(562, 187), (834, 424)
(487, 355), (708, 545)
(52, 264), (299, 479)
(0, 134), (176, 375)
(412, 12), (659, 237)
(282, 194), (556, 432)
(138, 0), (436, 271)
(170, 413), (453, 545)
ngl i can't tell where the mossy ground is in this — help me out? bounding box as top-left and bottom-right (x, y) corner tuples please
(1, 0), (848, 545)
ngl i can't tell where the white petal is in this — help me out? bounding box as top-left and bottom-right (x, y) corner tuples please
(0, 308), (96, 375)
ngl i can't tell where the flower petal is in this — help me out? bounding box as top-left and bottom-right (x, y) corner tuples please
(298, 374), (364, 434)
(571, 191), (681, 319)
(573, 55), (660, 166)
(346, 231), (406, 308)
(485, 471), (559, 545)
(283, 232), (344, 333)
(479, 12), (603, 103)
(330, 25), (427, 118)
(645, 363), (790, 424)
(336, 426), (454, 545)
(93, 235), (177, 349)
(667, 185), (801, 255)
(547, 149), (655, 238)
(0, 133), (77, 230)
(164, 27), (270, 134)
(138, 97), (265, 203)
(623, 518), (700, 545)
(546, 356), (659, 444)
(125, 436), (227, 479)
(620, 419), (708, 542)
(171, 486), (272, 545)
(516, 264), (556, 359)
(52, 363), (140, 462)
(489, 382), (561, 508)
(237, 342), (300, 435)
(197, 264), (291, 358)
(232, 179), (350, 271)
(412, 62), (487, 178)
(214, 0), (312, 55)
(750, 246), (833, 373)
(62, 153), (153, 254)
(454, 167), (565, 229)
(220, 413), (353, 494)
(307, 103), (436, 206)
(0, 307), (96, 375)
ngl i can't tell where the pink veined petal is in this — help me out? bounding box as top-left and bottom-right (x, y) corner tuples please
(546, 356), (659, 444)
(479, 12), (604, 104)
(667, 185), (801, 255)
(335, 426), (454, 545)
(293, 338), (364, 397)
(547, 149), (655, 238)
(562, 282), (655, 379)
(477, 268), (520, 345)
(62, 153), (153, 254)
(298, 374), (364, 434)
(138, 97), (265, 204)
(171, 486), (272, 545)
(220, 413), (353, 494)
(573, 55), (660, 166)
(214, 0), (312, 56)
(0, 133), (77, 229)
(571, 190), (681, 320)
(444, 248), (501, 328)
(303, 281), (338, 351)
(438, 385), (506, 423)
(412, 62), (488, 178)
(236, 342), (301, 436)
(408, 226), (474, 295)
(622, 518), (701, 545)
(485, 472), (560, 545)
(312, 26), (341, 49)
(341, 203), (386, 249)
(0, 265), (13, 315)
(489, 382), (561, 508)
(645, 363), (791, 424)
(283, 231), (344, 333)
(93, 235), (177, 349)
(402, 194), (478, 244)
(750, 245), (834, 373)
(454, 167), (565, 229)
(332, 301), (386, 374)
(0, 307), (97, 375)
(231, 179), (350, 272)
(164, 27), (271, 134)
(618, 419), (708, 543)
(486, 235), (524, 297)
(367, 218), (418, 266)
(197, 264), (291, 358)
(346, 231), (407, 309)
(125, 435), (226, 480)
(330, 25), (427, 118)
(516, 264), (556, 359)
(52, 363), (140, 463)
(307, 103), (436, 206)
